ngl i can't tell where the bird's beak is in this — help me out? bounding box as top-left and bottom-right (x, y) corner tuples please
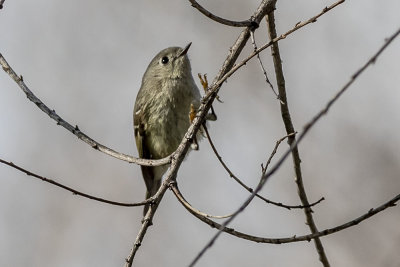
(178, 42), (192, 57)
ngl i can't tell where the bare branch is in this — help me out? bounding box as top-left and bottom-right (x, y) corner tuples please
(125, 198), (159, 266)
(172, 182), (234, 219)
(204, 125), (323, 209)
(0, 158), (151, 207)
(0, 159), (153, 207)
(188, 0), (255, 27)
(266, 10), (330, 266)
(188, 22), (400, 267)
(176, 181), (400, 244)
(0, 54), (170, 167)
(0, 0), (5, 9)
(249, 31), (280, 99)
(204, 0), (346, 102)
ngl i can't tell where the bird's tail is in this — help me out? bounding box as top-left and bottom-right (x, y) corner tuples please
(143, 174), (162, 216)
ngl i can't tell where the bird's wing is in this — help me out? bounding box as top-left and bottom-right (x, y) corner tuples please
(134, 105), (155, 193)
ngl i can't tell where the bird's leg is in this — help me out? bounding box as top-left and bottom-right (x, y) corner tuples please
(198, 73), (218, 121)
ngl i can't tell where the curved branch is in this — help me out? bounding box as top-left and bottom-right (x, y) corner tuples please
(174, 182), (400, 244)
(0, 0), (5, 9)
(0, 158), (151, 207)
(204, 125), (324, 209)
(188, 0), (255, 27)
(171, 182), (234, 219)
(0, 54), (170, 167)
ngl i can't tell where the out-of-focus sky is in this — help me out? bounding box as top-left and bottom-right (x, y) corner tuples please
(1, 0), (400, 266)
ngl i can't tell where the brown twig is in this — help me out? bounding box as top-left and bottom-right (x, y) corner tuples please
(0, 158), (151, 207)
(175, 183), (400, 244)
(171, 182), (234, 219)
(204, 125), (324, 209)
(188, 0), (255, 28)
(249, 30), (280, 100)
(266, 10), (330, 266)
(0, 54), (170, 167)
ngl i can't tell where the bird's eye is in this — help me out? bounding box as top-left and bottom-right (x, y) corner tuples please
(161, 56), (169, 64)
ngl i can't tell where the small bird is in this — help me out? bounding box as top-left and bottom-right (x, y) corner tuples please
(134, 43), (201, 216)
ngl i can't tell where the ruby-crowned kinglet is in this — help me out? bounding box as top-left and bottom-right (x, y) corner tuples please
(133, 43), (201, 215)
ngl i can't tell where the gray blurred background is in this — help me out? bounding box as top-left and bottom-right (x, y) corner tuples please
(1, 0), (400, 266)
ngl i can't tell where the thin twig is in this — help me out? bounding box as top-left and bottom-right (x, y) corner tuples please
(204, 0), (346, 103)
(171, 182), (234, 219)
(204, 125), (324, 209)
(0, 158), (151, 207)
(179, 185), (400, 244)
(249, 31), (280, 100)
(188, 0), (255, 27)
(267, 10), (330, 267)
(188, 22), (400, 267)
(0, 54), (170, 167)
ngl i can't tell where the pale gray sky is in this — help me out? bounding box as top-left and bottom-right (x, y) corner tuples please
(1, 1), (400, 266)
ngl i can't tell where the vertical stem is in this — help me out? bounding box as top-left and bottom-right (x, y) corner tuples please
(266, 11), (330, 267)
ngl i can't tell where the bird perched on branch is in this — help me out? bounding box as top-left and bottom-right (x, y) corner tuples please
(134, 43), (209, 216)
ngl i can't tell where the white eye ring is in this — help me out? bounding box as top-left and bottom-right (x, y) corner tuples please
(160, 56), (169, 65)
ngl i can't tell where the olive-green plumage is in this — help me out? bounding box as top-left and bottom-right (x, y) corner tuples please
(134, 43), (201, 215)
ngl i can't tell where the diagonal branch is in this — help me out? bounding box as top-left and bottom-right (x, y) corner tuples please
(249, 30), (280, 99)
(0, 54), (170, 167)
(188, 23), (400, 267)
(266, 10), (330, 266)
(0, 158), (151, 207)
(204, 125), (324, 209)
(203, 0), (346, 103)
